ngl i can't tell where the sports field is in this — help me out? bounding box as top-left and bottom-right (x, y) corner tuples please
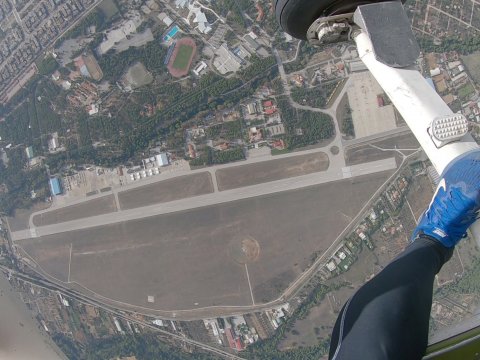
(167, 37), (196, 78)
(173, 45), (193, 70)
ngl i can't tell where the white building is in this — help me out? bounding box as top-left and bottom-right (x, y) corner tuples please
(429, 67), (441, 77)
(193, 61), (207, 76)
(190, 6), (212, 34)
(158, 12), (173, 27)
(48, 134), (59, 151)
(152, 319), (164, 326)
(88, 103), (99, 115)
(156, 153), (169, 166)
(326, 261), (337, 272)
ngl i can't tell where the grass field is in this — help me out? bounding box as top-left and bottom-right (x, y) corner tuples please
(458, 83), (475, 101)
(172, 44), (194, 70)
(98, 0), (119, 19)
(462, 52), (480, 84)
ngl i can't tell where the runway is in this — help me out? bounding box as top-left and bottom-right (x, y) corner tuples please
(11, 157), (397, 241)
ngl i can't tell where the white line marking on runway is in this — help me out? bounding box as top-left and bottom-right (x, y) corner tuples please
(245, 264), (255, 305)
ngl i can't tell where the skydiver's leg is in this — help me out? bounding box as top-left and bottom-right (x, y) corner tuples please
(329, 150), (480, 359)
(328, 236), (452, 360)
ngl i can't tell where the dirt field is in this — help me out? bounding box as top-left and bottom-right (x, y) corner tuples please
(167, 37), (196, 78)
(406, 174), (433, 221)
(216, 153), (329, 191)
(118, 172), (213, 210)
(32, 195), (117, 227)
(17, 171), (393, 312)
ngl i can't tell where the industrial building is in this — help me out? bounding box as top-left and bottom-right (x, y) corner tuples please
(49, 178), (62, 196)
(213, 43), (243, 74)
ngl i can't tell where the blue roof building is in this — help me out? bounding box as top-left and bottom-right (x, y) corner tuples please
(49, 178), (62, 196)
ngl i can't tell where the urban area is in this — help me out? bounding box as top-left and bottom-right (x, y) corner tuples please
(0, 0), (479, 359)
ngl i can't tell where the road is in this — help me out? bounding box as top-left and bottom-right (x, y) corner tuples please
(12, 157), (397, 241)
(273, 47), (350, 164)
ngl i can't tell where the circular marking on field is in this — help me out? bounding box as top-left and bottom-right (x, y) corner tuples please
(229, 235), (260, 264)
(330, 146), (339, 155)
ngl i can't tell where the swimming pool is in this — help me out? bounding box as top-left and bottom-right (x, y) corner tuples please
(163, 25), (179, 42)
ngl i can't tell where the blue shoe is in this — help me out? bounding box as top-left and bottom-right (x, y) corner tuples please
(412, 150), (480, 248)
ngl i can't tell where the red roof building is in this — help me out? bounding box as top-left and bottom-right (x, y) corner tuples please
(225, 328), (236, 349)
(235, 338), (245, 350)
(263, 100), (273, 107)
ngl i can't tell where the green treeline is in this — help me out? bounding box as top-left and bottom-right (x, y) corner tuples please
(119, 61), (278, 159)
(0, 80), (61, 149)
(290, 80), (341, 109)
(190, 147), (245, 166)
(98, 38), (168, 81)
(206, 119), (243, 141)
(37, 55), (59, 75)
(277, 98), (334, 150)
(417, 36), (480, 55)
(439, 256), (480, 295)
(0, 148), (49, 215)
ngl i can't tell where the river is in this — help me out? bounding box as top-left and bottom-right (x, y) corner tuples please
(0, 272), (66, 360)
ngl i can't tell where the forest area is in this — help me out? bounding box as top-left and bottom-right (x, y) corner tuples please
(276, 98), (335, 150)
(290, 79), (342, 109)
